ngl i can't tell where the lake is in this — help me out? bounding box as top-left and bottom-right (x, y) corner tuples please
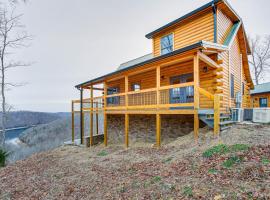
(5, 127), (30, 141)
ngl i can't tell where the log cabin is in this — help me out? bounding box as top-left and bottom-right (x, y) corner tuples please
(71, 0), (254, 147)
(251, 82), (270, 108)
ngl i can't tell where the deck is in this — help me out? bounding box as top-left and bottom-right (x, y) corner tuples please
(71, 51), (222, 147)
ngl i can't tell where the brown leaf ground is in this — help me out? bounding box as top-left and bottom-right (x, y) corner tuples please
(1, 123), (270, 200)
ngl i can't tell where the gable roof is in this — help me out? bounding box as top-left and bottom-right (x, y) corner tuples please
(250, 82), (270, 95)
(145, 0), (223, 39)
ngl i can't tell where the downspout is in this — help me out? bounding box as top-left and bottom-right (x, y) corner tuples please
(79, 87), (84, 145)
(212, 1), (217, 43)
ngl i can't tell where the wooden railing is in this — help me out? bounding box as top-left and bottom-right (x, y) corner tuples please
(103, 82), (195, 110)
(198, 87), (220, 135)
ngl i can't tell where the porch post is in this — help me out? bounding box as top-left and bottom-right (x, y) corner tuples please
(214, 94), (220, 135)
(125, 75), (129, 147)
(156, 66), (161, 106)
(96, 102), (99, 136)
(156, 66), (161, 147)
(71, 101), (75, 143)
(90, 86), (94, 146)
(193, 52), (200, 141)
(103, 82), (108, 146)
(80, 88), (84, 145)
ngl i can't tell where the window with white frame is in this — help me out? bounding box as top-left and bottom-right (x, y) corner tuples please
(132, 83), (141, 91)
(161, 33), (173, 55)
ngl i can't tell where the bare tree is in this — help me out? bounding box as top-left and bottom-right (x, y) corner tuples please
(0, 8), (31, 147)
(249, 35), (270, 85)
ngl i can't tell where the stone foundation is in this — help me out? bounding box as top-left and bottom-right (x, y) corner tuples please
(107, 114), (194, 145)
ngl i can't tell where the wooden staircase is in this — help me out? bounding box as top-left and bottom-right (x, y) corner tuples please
(199, 113), (235, 132)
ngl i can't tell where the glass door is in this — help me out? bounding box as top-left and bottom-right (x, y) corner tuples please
(169, 73), (193, 104)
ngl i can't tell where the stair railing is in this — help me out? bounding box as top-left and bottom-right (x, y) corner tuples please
(197, 87), (220, 136)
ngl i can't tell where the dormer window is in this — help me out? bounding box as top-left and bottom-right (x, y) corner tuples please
(161, 33), (173, 55)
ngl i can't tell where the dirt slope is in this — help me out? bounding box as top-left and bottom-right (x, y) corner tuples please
(1, 124), (270, 200)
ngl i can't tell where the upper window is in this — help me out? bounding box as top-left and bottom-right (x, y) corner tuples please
(161, 34), (173, 55)
(132, 83), (141, 91)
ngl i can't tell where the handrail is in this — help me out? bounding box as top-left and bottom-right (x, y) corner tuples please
(159, 82), (194, 91)
(106, 93), (125, 98)
(198, 87), (214, 100)
(127, 88), (157, 95)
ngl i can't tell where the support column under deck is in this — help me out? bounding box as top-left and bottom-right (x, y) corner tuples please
(80, 88), (84, 145)
(104, 82), (108, 146)
(193, 52), (200, 141)
(156, 114), (161, 147)
(125, 113), (129, 148)
(90, 86), (94, 146)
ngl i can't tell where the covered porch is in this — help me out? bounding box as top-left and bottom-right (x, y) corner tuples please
(72, 44), (225, 148)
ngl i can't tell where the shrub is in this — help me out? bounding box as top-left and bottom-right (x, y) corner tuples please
(230, 144), (249, 152)
(261, 158), (270, 165)
(203, 144), (249, 158)
(183, 186), (193, 197)
(222, 156), (242, 169)
(203, 144), (229, 158)
(208, 168), (218, 174)
(97, 150), (108, 157)
(0, 149), (8, 167)
(151, 176), (161, 184)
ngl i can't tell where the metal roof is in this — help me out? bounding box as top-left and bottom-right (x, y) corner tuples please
(117, 53), (154, 71)
(75, 41), (204, 88)
(250, 82), (270, 95)
(145, 0), (223, 39)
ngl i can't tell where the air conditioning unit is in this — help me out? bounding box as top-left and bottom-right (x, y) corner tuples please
(231, 108), (244, 122)
(235, 92), (242, 108)
(253, 108), (270, 123)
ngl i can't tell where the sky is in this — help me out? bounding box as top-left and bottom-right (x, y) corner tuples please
(5, 0), (270, 112)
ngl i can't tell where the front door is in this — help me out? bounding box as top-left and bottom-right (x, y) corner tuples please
(170, 73), (194, 104)
(259, 98), (268, 108)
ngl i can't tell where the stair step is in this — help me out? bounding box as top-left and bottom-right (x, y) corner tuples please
(219, 121), (235, 126)
(206, 116), (231, 121)
(220, 126), (232, 131)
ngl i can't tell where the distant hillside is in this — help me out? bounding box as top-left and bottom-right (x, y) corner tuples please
(6, 114), (103, 162)
(0, 111), (69, 129)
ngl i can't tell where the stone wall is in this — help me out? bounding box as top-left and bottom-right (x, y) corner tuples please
(107, 114), (194, 145)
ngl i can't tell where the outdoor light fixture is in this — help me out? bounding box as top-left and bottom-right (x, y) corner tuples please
(203, 66), (208, 73)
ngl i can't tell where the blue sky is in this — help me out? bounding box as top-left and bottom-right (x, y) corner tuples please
(6, 0), (270, 112)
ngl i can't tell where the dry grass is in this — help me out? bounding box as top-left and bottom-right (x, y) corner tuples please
(0, 123), (270, 199)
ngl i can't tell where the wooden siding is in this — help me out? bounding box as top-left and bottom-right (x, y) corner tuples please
(242, 71), (252, 108)
(217, 9), (233, 44)
(229, 36), (242, 107)
(107, 78), (125, 93)
(252, 93), (270, 108)
(219, 51), (229, 111)
(152, 11), (214, 57)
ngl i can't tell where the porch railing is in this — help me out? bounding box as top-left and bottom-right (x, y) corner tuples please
(104, 82), (195, 110)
